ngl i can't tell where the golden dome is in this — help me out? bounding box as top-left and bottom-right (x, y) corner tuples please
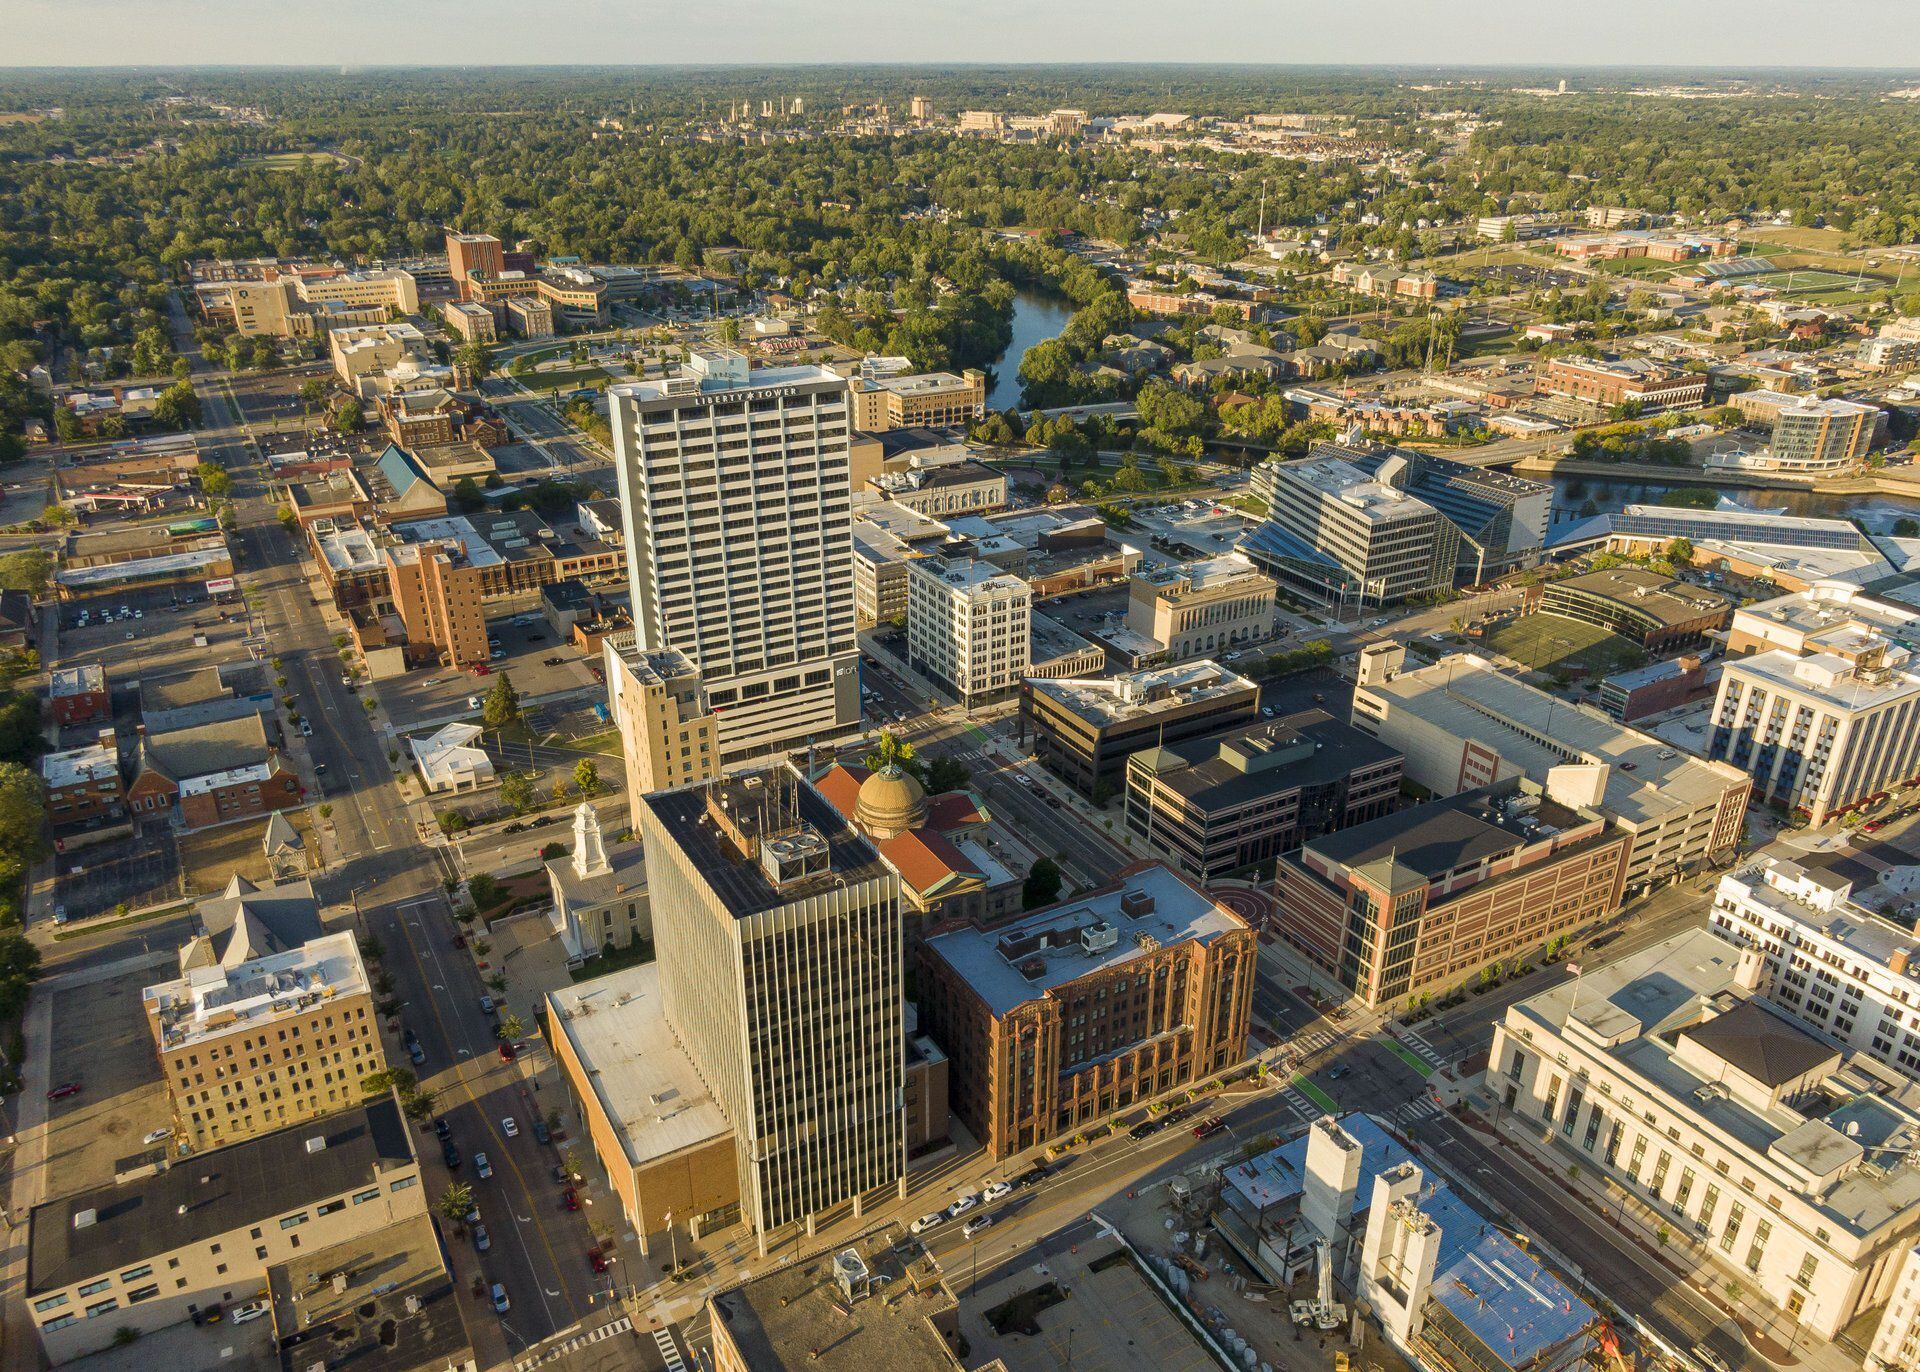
(853, 764), (928, 842)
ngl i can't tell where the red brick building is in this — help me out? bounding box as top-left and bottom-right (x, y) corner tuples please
(1537, 355), (1707, 413)
(49, 663), (109, 727)
(917, 862), (1256, 1160)
(42, 735), (124, 827)
(1273, 778), (1628, 1009)
(127, 715), (302, 830)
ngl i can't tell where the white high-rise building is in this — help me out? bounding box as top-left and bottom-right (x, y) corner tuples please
(905, 555), (1030, 710)
(1709, 856), (1920, 1079)
(610, 348), (860, 762)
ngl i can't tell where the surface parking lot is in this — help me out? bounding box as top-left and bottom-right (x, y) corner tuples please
(58, 585), (255, 684)
(46, 964), (174, 1191)
(377, 613), (598, 731)
(53, 832), (182, 922)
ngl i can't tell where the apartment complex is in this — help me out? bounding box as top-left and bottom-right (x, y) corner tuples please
(905, 555), (1030, 708)
(1125, 553), (1276, 663)
(1536, 354), (1708, 412)
(144, 922), (382, 1151)
(637, 768), (907, 1246)
(918, 862), (1256, 1160)
(848, 368), (986, 432)
(1487, 928), (1920, 1340)
(1275, 777), (1628, 1008)
(1767, 394), (1879, 471)
(610, 348), (860, 760)
(1352, 646), (1751, 894)
(25, 1099), (424, 1364)
(1124, 710), (1401, 882)
(1709, 856), (1920, 1080)
(1535, 566), (1730, 652)
(1020, 659), (1260, 800)
(384, 537), (489, 668)
(605, 641), (719, 801)
(1242, 452), (1457, 609)
(1708, 589), (1920, 824)
(441, 299), (496, 343)
(1861, 321), (1920, 373)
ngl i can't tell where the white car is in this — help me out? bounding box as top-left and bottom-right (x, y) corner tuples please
(475, 1151), (493, 1180)
(501, 1116), (519, 1138)
(229, 1300), (270, 1325)
(963, 1214), (996, 1239)
(981, 1180), (1012, 1204)
(143, 1127), (172, 1145)
(467, 695), (482, 710)
(947, 1192), (978, 1219)
(910, 1211), (948, 1236)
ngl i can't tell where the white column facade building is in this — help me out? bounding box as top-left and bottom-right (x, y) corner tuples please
(610, 349), (860, 762)
(906, 556), (1030, 709)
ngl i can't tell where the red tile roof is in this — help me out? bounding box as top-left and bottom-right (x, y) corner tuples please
(879, 827), (983, 897)
(813, 763), (869, 821)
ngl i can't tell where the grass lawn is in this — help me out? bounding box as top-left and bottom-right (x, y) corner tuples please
(1486, 613), (1646, 679)
(238, 152), (343, 171)
(514, 366), (614, 394)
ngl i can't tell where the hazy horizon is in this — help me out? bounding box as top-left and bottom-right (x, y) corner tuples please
(11, 1), (1920, 72)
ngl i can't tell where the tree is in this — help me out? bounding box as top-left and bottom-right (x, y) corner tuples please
(436, 810), (469, 836)
(1023, 856), (1064, 910)
(864, 730), (915, 775)
(925, 755), (971, 795)
(500, 770), (536, 815)
(454, 342), (494, 380)
(482, 673), (521, 730)
(437, 1182), (476, 1226)
(451, 477), (485, 512)
(1897, 518), (1920, 539)
(360, 1066), (418, 1097)
(402, 1087), (438, 1121)
(328, 398), (364, 433)
(1664, 536), (1694, 565)
(573, 758), (600, 796)
(501, 1013), (526, 1041)
(151, 380), (201, 429)
(195, 462), (232, 499)
(298, 377), (328, 416)
(0, 763), (46, 864)
(0, 550), (50, 595)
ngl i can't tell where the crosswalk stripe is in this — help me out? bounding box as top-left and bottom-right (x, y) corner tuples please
(654, 1326), (688, 1372)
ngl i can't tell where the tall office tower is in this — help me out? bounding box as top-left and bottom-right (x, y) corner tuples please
(444, 231), (503, 302)
(639, 765), (906, 1249)
(610, 348), (860, 761)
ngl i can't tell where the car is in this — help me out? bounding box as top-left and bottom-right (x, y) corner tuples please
(478, 994), (496, 1014)
(124, 630), (134, 640)
(434, 1118), (452, 1139)
(962, 1214), (995, 1239)
(910, 1212), (948, 1235)
(1012, 1165), (1048, 1189)
(530, 815), (554, 828)
(451, 932), (466, 949)
(947, 1193), (978, 1218)
(229, 1300), (270, 1325)
(531, 1118), (551, 1145)
(490, 1283), (511, 1314)
(442, 1143), (462, 1169)
(1193, 1117), (1227, 1139)
(472, 1223), (491, 1252)
(490, 648), (506, 661)
(502, 1116), (520, 1138)
(133, 609), (143, 620)
(561, 1188), (580, 1211)
(47, 1082), (81, 1101)
(1326, 1066), (1351, 1081)
(499, 1041), (516, 1063)
(588, 1250), (610, 1273)
(143, 1127), (172, 1145)
(463, 1201), (481, 1225)
(551, 1164), (571, 1185)
(981, 1180), (1013, 1204)
(467, 695), (482, 710)
(51, 905), (67, 926)
(1128, 1118), (1166, 1141)
(1014, 774), (1032, 788)
(475, 1151), (493, 1179)
(502, 821), (526, 834)
(409, 1043), (426, 1065)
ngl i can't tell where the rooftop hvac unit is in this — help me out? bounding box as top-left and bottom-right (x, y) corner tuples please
(832, 1248), (872, 1303)
(305, 1136), (327, 1155)
(72, 1209), (97, 1230)
(1080, 921), (1118, 954)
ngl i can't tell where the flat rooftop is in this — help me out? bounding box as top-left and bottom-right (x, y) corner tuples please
(1024, 659), (1257, 730)
(1611, 503), (1870, 552)
(1304, 783), (1598, 886)
(1130, 709), (1397, 810)
(548, 963), (730, 1171)
(1270, 455), (1438, 524)
(42, 742), (118, 790)
(29, 1099), (413, 1294)
(924, 863), (1246, 1018)
(49, 664), (104, 697)
(267, 1213), (470, 1372)
(143, 930), (368, 1053)
(1724, 646), (1920, 712)
(1135, 552), (1271, 597)
(1719, 857), (1920, 986)
(709, 1226), (959, 1372)
(1362, 654), (1746, 828)
(641, 770), (892, 920)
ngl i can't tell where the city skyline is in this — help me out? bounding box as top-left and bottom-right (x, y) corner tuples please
(9, 1), (1920, 69)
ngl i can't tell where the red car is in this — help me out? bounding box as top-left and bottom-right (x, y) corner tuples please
(498, 1042), (516, 1063)
(47, 1082), (82, 1101)
(1192, 1117), (1227, 1139)
(588, 1250), (610, 1274)
(561, 1189), (579, 1212)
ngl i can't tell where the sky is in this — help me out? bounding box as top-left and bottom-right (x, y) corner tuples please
(11, 1), (1920, 70)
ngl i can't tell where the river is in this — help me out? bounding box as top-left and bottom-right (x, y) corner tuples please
(1548, 475), (1920, 535)
(986, 289), (1075, 411)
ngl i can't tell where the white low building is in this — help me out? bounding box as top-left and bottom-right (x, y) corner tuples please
(1487, 927), (1920, 1340)
(410, 722), (494, 793)
(1709, 856), (1920, 1079)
